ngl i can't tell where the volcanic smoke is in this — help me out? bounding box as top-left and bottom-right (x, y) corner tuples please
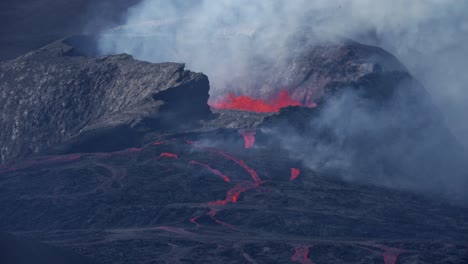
(210, 90), (316, 113)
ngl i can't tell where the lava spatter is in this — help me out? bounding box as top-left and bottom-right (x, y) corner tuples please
(239, 130), (256, 149)
(290, 168), (301, 181)
(210, 90), (315, 113)
(189, 160), (231, 182)
(291, 245), (314, 264)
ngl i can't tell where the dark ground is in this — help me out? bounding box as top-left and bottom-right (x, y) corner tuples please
(1, 2), (468, 263)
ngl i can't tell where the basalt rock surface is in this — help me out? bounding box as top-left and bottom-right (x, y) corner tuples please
(0, 38), (211, 162)
(0, 135), (467, 264)
(1, 37), (468, 264)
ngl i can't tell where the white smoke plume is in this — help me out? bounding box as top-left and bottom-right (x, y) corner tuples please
(94, 0), (468, 201)
(96, 0), (468, 144)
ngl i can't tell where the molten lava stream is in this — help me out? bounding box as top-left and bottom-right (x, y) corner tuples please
(189, 160), (231, 182)
(291, 245), (314, 264)
(207, 209), (239, 231)
(187, 140), (262, 183)
(208, 181), (258, 206)
(210, 90), (316, 113)
(186, 140), (266, 231)
(290, 168), (301, 181)
(159, 152), (179, 159)
(239, 130), (256, 149)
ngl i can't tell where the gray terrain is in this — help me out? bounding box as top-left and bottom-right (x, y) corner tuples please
(0, 36), (467, 263)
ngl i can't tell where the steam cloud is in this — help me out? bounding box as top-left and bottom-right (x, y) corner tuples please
(96, 0), (468, 143)
(95, 1), (468, 201)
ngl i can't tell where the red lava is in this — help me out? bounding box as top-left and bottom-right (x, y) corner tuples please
(239, 130), (256, 149)
(189, 215), (201, 226)
(290, 168), (301, 181)
(207, 181), (258, 206)
(187, 140), (262, 184)
(189, 160), (231, 182)
(207, 209), (239, 231)
(210, 90), (315, 113)
(291, 245), (314, 264)
(159, 152), (179, 159)
(187, 140), (265, 231)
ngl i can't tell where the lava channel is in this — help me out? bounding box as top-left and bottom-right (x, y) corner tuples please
(187, 140), (262, 184)
(290, 168), (301, 181)
(239, 129), (256, 149)
(189, 160), (231, 182)
(207, 209), (239, 231)
(210, 89), (316, 113)
(291, 245), (314, 264)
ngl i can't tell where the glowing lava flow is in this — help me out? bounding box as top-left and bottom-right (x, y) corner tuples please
(189, 160), (231, 182)
(187, 140), (264, 230)
(290, 168), (301, 181)
(291, 245), (314, 264)
(357, 242), (406, 264)
(159, 152), (179, 159)
(210, 149), (262, 184)
(210, 90), (316, 113)
(239, 130), (256, 149)
(207, 209), (239, 231)
(207, 181), (258, 206)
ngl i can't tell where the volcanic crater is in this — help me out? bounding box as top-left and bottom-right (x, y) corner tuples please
(0, 36), (467, 264)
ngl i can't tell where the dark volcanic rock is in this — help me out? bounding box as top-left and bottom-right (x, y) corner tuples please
(0, 136), (467, 264)
(264, 39), (409, 103)
(0, 38), (211, 162)
(0, 232), (96, 264)
(1, 36), (468, 264)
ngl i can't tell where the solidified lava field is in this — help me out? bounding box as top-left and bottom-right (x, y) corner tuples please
(1, 132), (467, 264)
(1, 36), (468, 263)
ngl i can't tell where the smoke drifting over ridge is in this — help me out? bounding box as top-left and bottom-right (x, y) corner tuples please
(97, 0), (468, 144)
(95, 1), (468, 201)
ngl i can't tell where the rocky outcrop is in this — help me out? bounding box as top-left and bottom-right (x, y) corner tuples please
(0, 37), (211, 162)
(244, 39), (416, 104)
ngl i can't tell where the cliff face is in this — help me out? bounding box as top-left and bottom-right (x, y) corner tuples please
(0, 38), (211, 162)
